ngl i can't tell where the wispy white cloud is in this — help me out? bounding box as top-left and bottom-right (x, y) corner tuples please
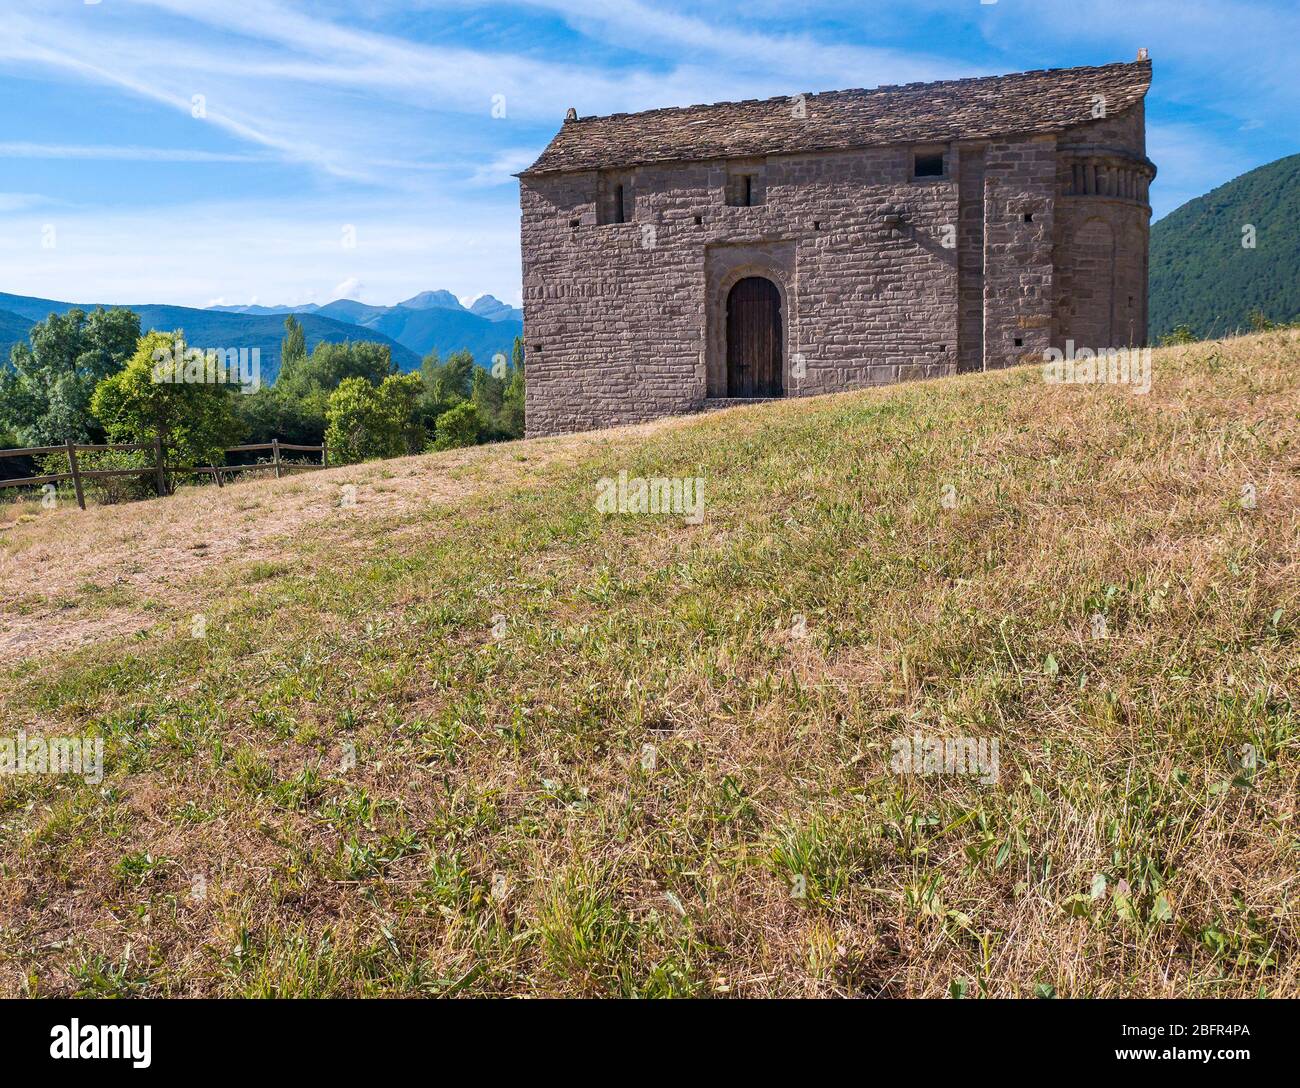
(333, 276), (365, 300)
(1146, 121), (1271, 221)
(0, 0), (1294, 305)
(0, 142), (271, 163)
(467, 148), (544, 186)
(0, 192), (53, 213)
(960, 0), (1300, 123)
(3, 0), (958, 207)
(0, 6), (393, 182)
(468, 0), (980, 90)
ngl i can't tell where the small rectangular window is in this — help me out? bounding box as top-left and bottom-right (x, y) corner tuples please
(597, 170), (632, 225)
(913, 150), (945, 179)
(726, 168), (764, 207)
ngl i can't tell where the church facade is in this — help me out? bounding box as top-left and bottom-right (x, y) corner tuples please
(518, 57), (1155, 437)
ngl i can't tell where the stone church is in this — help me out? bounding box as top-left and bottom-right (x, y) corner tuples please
(518, 56), (1155, 437)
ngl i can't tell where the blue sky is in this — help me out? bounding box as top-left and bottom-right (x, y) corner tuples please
(0, 0), (1295, 310)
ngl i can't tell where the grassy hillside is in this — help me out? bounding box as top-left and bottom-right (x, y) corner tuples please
(0, 332), (1296, 997)
(1150, 153), (1300, 340)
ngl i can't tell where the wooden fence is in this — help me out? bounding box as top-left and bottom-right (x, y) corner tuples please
(0, 438), (327, 510)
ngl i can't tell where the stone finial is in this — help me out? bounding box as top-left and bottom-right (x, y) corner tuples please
(565, 107), (578, 122)
(1137, 47), (1149, 61)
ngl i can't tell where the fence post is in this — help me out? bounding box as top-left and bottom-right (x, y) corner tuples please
(213, 463), (224, 488)
(272, 438), (282, 479)
(321, 439), (328, 468)
(154, 436), (167, 497)
(65, 440), (86, 510)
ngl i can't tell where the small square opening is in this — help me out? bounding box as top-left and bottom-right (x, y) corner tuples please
(694, 215), (703, 225)
(1023, 212), (1034, 223)
(1014, 337), (1024, 348)
(913, 150), (945, 178)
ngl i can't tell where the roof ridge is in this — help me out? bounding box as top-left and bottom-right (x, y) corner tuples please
(570, 59), (1150, 126)
(524, 57), (1152, 177)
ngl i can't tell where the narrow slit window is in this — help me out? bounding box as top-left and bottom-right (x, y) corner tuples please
(598, 171), (632, 225)
(726, 169), (764, 207)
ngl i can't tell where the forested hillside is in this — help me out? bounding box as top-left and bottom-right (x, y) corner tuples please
(1150, 153), (1300, 339)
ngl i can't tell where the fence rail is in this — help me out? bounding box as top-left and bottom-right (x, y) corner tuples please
(0, 437), (326, 509)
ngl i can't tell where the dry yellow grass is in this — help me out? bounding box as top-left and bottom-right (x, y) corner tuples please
(0, 416), (684, 662)
(0, 330), (1296, 997)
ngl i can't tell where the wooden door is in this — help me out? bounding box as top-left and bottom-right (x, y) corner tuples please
(726, 277), (783, 397)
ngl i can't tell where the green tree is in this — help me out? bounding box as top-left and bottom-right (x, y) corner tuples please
(283, 339), (394, 395)
(432, 401), (482, 451)
(1247, 307), (1278, 332)
(419, 348), (442, 396)
(424, 349), (475, 409)
(379, 372), (426, 455)
(281, 314), (307, 373)
(417, 342), (525, 444)
(324, 372), (425, 464)
(501, 336), (525, 438)
(90, 330), (245, 469)
(0, 307), (140, 445)
(242, 337), (397, 447)
(1148, 152), (1300, 340)
(471, 364), (505, 424)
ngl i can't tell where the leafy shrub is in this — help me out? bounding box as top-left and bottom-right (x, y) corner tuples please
(1158, 325), (1197, 346)
(79, 449), (154, 504)
(34, 448), (154, 505)
(324, 373), (425, 465)
(431, 401), (481, 451)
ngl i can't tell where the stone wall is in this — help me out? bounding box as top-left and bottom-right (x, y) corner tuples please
(521, 104), (1151, 436)
(956, 143), (987, 373)
(1053, 102), (1153, 349)
(981, 135), (1060, 371)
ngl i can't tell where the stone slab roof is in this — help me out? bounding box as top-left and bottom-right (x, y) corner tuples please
(522, 59), (1151, 176)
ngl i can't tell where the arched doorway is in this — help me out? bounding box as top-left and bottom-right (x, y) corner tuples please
(726, 276), (783, 397)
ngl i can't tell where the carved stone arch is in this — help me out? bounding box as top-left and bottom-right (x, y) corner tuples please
(704, 244), (794, 397)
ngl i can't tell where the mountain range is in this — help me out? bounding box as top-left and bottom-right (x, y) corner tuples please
(1149, 152), (1300, 339)
(0, 289), (523, 384)
(209, 289), (522, 324)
